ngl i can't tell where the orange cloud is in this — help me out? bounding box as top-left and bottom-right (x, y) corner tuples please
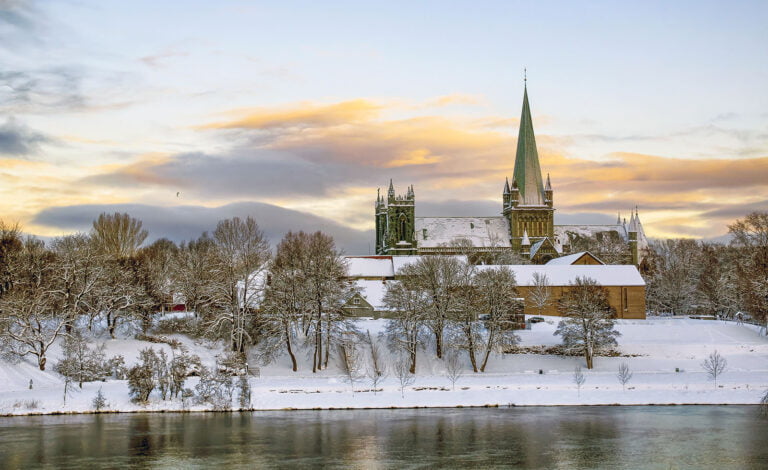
(201, 99), (381, 130)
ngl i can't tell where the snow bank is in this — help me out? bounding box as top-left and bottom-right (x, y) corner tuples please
(1, 317), (766, 415)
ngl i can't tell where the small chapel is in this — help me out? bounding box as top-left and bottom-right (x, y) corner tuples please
(374, 83), (648, 265)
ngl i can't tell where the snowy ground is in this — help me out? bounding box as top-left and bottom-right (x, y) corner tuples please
(1, 316), (766, 415)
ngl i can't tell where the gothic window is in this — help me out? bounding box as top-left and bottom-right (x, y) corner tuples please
(399, 214), (407, 241)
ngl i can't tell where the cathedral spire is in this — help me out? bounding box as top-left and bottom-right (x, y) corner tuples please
(545, 173), (552, 191)
(512, 82), (545, 205)
(503, 177), (511, 194)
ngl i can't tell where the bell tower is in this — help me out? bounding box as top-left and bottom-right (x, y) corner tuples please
(503, 81), (555, 258)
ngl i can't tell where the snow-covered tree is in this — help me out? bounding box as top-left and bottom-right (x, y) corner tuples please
(528, 272), (551, 316)
(471, 267), (521, 372)
(383, 282), (428, 373)
(397, 255), (472, 360)
(0, 237), (68, 370)
(554, 276), (620, 369)
(729, 211), (768, 331)
(205, 216), (270, 353)
(56, 332), (108, 387)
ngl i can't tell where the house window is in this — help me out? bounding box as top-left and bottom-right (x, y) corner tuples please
(353, 297), (361, 305)
(623, 288), (628, 311)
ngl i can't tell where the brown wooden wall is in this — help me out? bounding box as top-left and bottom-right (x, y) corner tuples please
(517, 285), (646, 319)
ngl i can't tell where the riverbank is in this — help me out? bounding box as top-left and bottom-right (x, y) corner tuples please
(1, 316), (767, 416)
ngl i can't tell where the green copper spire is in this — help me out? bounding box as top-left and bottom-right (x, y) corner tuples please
(512, 83), (545, 206)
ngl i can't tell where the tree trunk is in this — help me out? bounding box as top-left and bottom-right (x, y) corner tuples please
(435, 331), (443, 359)
(479, 330), (494, 372)
(285, 325), (298, 372)
(37, 355), (46, 371)
(466, 324), (478, 373)
(409, 350), (417, 374)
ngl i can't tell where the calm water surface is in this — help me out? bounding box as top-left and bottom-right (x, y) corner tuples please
(0, 406), (766, 469)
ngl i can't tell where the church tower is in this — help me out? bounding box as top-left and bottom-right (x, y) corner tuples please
(375, 180), (416, 255)
(503, 81), (556, 261)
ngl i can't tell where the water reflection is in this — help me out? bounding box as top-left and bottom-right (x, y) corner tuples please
(0, 407), (765, 469)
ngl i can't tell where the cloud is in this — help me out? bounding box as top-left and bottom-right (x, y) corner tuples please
(0, 0), (43, 46)
(0, 68), (87, 113)
(32, 202), (375, 254)
(203, 100), (382, 130)
(60, 98), (768, 240)
(0, 118), (50, 156)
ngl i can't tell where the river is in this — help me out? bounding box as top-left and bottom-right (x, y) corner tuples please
(0, 406), (766, 469)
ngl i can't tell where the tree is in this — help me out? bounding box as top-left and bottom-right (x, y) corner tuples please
(444, 351), (463, 390)
(383, 282), (428, 373)
(56, 332), (108, 388)
(0, 237), (68, 370)
(173, 235), (217, 318)
(302, 232), (355, 372)
(49, 234), (104, 333)
(206, 216), (270, 353)
(364, 331), (388, 394)
(128, 348), (159, 403)
(528, 272), (551, 316)
(91, 212), (148, 258)
(729, 212), (768, 331)
(470, 267), (522, 372)
(0, 220), (22, 297)
(398, 255), (472, 360)
(554, 277), (620, 369)
(644, 239), (702, 315)
(259, 231), (309, 372)
(394, 357), (415, 398)
(573, 365), (586, 397)
(92, 388), (109, 412)
(617, 362), (633, 391)
(701, 350), (727, 388)
(336, 337), (363, 393)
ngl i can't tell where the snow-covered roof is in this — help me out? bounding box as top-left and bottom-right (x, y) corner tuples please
(355, 279), (394, 310)
(345, 256), (394, 278)
(392, 255), (469, 273)
(475, 264), (645, 286)
(415, 217), (511, 248)
(545, 251), (604, 265)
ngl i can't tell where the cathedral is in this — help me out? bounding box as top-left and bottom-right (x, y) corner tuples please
(374, 83), (648, 265)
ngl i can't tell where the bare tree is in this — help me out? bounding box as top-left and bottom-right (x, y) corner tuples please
(364, 331), (388, 394)
(0, 220), (22, 298)
(206, 216), (270, 353)
(337, 337), (363, 393)
(528, 272), (551, 316)
(383, 282), (427, 373)
(398, 255), (472, 360)
(617, 362), (633, 391)
(91, 212), (148, 258)
(701, 350), (727, 388)
(49, 234), (104, 333)
(173, 235), (217, 318)
(554, 277), (620, 369)
(0, 237), (68, 370)
(470, 267), (522, 372)
(444, 351), (463, 390)
(394, 357), (416, 398)
(573, 365), (586, 397)
(259, 232), (309, 372)
(729, 212), (768, 332)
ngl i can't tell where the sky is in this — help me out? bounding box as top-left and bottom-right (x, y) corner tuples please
(1, 0), (767, 253)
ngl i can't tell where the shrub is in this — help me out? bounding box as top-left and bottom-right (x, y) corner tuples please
(127, 348), (159, 403)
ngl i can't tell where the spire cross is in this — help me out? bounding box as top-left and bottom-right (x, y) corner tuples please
(524, 67), (527, 85)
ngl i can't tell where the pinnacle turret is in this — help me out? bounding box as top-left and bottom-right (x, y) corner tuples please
(503, 177), (511, 195)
